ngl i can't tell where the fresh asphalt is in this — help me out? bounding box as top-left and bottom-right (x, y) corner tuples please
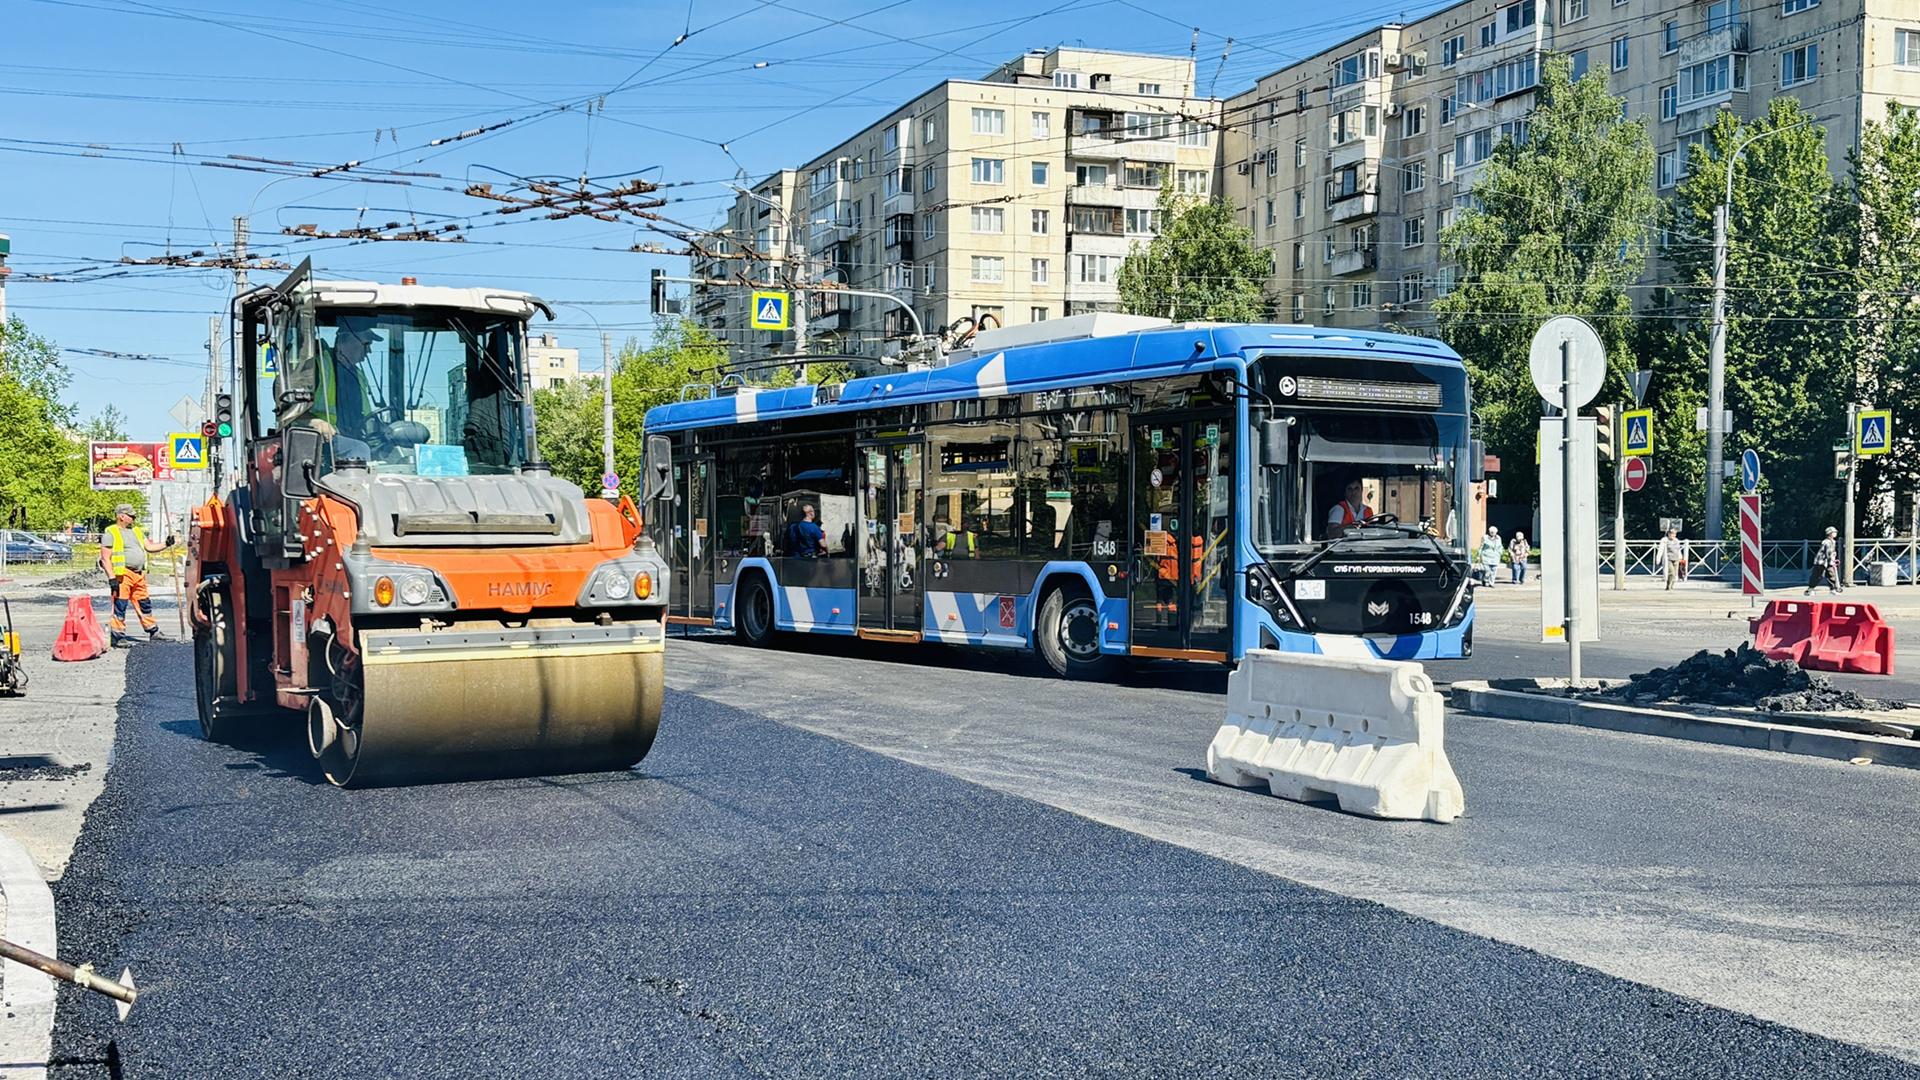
(46, 643), (1920, 1077)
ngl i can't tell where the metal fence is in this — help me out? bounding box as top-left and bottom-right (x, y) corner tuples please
(1590, 538), (1920, 585)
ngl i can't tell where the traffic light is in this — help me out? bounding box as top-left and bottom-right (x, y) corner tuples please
(1594, 405), (1615, 460)
(649, 268), (666, 315)
(214, 392), (233, 439)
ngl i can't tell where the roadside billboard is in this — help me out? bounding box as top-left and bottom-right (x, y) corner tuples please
(89, 442), (173, 489)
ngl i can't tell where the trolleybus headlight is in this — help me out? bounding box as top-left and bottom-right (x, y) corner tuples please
(399, 576), (431, 606)
(634, 572), (653, 600)
(603, 572), (632, 600)
(373, 576), (396, 607)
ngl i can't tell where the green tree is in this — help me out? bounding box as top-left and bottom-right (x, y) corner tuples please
(1434, 55), (1659, 512)
(85, 404), (130, 441)
(1117, 186), (1271, 321)
(1667, 99), (1849, 538)
(533, 378), (610, 493)
(0, 317), (97, 529)
(1845, 103), (1920, 534)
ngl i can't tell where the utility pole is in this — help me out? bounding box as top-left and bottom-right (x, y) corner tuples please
(1845, 402), (1859, 587)
(600, 332), (616, 500)
(208, 316), (222, 489)
(0, 232), (11, 327)
(232, 216), (251, 296)
(1612, 408), (1625, 591)
(1706, 201), (1729, 543)
(1562, 338), (1581, 685)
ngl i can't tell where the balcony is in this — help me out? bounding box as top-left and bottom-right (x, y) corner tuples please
(1067, 182), (1126, 207)
(1067, 131), (1179, 163)
(1678, 22), (1749, 67)
(1331, 248), (1377, 276)
(809, 218), (857, 247)
(883, 187), (915, 215)
(1329, 191), (1378, 223)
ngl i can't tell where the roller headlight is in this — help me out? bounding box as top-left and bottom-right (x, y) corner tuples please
(602, 571), (632, 600)
(399, 576), (431, 606)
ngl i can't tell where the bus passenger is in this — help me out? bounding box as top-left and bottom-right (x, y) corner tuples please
(785, 504), (827, 558)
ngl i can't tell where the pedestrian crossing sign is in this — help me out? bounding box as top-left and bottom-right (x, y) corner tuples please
(1855, 409), (1892, 456)
(1622, 408), (1653, 457)
(168, 432), (207, 470)
(749, 290), (790, 331)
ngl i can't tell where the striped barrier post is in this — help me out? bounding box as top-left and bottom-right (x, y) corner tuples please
(1740, 493), (1764, 596)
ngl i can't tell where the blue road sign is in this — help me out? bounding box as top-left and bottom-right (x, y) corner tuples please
(750, 290), (791, 331)
(602, 471), (620, 490)
(1856, 409), (1892, 456)
(167, 432), (206, 470)
(1621, 408), (1653, 456)
(1741, 448), (1760, 493)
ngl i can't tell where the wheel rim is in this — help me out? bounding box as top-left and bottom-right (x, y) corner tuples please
(1059, 598), (1102, 662)
(746, 584), (772, 638)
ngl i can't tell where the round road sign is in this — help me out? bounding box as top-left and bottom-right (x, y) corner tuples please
(1528, 315), (1607, 409)
(1623, 456), (1649, 493)
(602, 471), (620, 490)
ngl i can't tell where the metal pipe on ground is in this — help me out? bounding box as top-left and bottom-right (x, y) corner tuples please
(0, 937), (136, 1019)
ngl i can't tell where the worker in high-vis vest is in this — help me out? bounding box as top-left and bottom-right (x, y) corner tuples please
(98, 504), (175, 645)
(1327, 480), (1374, 536)
(285, 323), (379, 461)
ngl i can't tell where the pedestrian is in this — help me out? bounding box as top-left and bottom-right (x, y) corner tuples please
(98, 504), (174, 646)
(1477, 526), (1502, 587)
(1657, 526), (1685, 590)
(1508, 531), (1530, 584)
(1807, 526), (1842, 595)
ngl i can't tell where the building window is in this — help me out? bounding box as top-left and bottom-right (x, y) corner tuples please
(1053, 70), (1082, 88)
(1031, 111), (1051, 139)
(1296, 87), (1309, 110)
(1403, 216), (1426, 248)
(1611, 35), (1629, 72)
(1332, 49), (1381, 88)
(1567, 50), (1589, 81)
(1403, 159), (1426, 192)
(1436, 266), (1456, 297)
(923, 213), (936, 240)
(1562, 0), (1587, 22)
(1323, 286), (1337, 315)
(1662, 21), (1680, 54)
(1030, 306), (1049, 322)
(970, 157), (1005, 184)
(922, 116), (936, 145)
(1707, 0), (1739, 31)
(1178, 120), (1210, 147)
(1295, 138), (1308, 168)
(1441, 34), (1465, 67)
(1503, 1), (1536, 36)
(1324, 235), (1336, 263)
(1266, 199), (1277, 227)
(1657, 149), (1679, 189)
(1292, 242), (1305, 271)
(1900, 29), (1920, 68)
(1782, 0), (1819, 13)
(1660, 84), (1677, 121)
(971, 206), (1005, 233)
(970, 256), (1005, 283)
(923, 262), (937, 292)
(1031, 209), (1050, 234)
(1031, 258), (1049, 284)
(1402, 105), (1426, 138)
(1074, 254), (1122, 283)
(1124, 162), (1164, 188)
(1351, 281), (1374, 309)
(1138, 82), (1162, 95)
(1679, 54), (1748, 105)
(1782, 44), (1819, 87)
(1438, 148), (1455, 183)
(1401, 274), (1427, 305)
(1267, 149), (1279, 177)
(1124, 208), (1163, 235)
(1032, 161), (1049, 185)
(1177, 169), (1210, 196)
(1075, 163), (1110, 187)
(1125, 112), (1173, 140)
(922, 163), (937, 192)
(971, 108), (1005, 135)
(1479, 22), (1495, 48)
(1290, 293), (1304, 322)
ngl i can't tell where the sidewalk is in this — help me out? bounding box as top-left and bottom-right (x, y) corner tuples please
(1473, 574), (1920, 617)
(0, 583), (147, 1078)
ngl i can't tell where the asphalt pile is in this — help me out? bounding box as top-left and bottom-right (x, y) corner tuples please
(1597, 644), (1901, 714)
(36, 570), (104, 591)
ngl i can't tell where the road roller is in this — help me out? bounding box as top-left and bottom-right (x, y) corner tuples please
(187, 261), (673, 786)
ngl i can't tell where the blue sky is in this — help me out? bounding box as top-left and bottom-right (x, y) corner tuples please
(3, 0), (1427, 437)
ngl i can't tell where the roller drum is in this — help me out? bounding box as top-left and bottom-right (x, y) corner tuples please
(323, 622), (664, 787)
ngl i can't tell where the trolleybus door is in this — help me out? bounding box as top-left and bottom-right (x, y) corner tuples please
(684, 455), (715, 619)
(1129, 416), (1233, 659)
(857, 443), (924, 635)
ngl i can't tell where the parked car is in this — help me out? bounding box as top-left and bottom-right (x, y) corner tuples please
(0, 531), (67, 565)
(18, 531), (74, 562)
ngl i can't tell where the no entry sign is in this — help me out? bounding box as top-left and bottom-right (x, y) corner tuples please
(1623, 456), (1649, 493)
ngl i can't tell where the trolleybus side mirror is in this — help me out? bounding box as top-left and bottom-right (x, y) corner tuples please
(645, 435), (673, 503)
(1470, 439), (1487, 483)
(1259, 418), (1290, 468)
(283, 427), (323, 499)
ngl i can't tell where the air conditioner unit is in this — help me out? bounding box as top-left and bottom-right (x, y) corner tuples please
(1236, 161), (1252, 175)
(1387, 103), (1405, 118)
(1384, 53), (1405, 71)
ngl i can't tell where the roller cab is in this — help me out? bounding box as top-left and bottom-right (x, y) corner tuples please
(190, 263), (674, 786)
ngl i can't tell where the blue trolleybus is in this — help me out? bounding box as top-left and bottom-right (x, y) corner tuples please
(643, 316), (1481, 676)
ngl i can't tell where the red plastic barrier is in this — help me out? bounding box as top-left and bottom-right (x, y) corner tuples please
(1809, 602), (1895, 676)
(1749, 600), (1817, 664)
(51, 596), (107, 662)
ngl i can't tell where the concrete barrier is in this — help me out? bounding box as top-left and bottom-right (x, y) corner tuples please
(1206, 649), (1464, 823)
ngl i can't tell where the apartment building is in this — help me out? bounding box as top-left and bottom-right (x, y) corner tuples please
(693, 48), (1224, 360)
(691, 169), (800, 353)
(1227, 0), (1920, 332)
(526, 333), (582, 390)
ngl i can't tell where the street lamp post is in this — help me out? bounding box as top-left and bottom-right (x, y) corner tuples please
(1706, 119), (1812, 543)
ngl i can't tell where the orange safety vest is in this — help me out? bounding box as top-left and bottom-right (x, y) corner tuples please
(1335, 500), (1371, 526)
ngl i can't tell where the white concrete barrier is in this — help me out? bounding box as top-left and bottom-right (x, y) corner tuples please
(1206, 649), (1464, 823)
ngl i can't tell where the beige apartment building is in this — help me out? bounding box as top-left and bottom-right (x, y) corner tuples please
(693, 48), (1224, 360)
(526, 332), (582, 390)
(1226, 0), (1920, 332)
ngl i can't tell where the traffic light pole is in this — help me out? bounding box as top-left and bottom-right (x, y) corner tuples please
(1613, 408), (1626, 591)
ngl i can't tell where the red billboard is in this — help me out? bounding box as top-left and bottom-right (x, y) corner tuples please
(88, 442), (173, 489)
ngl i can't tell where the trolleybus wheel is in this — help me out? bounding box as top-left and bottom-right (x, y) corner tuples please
(1037, 587), (1115, 679)
(736, 575), (777, 647)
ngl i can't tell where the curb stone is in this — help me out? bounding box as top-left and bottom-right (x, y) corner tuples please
(0, 831), (53, 1079)
(1453, 680), (1920, 770)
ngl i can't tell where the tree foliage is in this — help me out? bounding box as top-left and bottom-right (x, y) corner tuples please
(1845, 103), (1920, 533)
(1118, 186), (1271, 322)
(1434, 55), (1658, 511)
(0, 316), (122, 529)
